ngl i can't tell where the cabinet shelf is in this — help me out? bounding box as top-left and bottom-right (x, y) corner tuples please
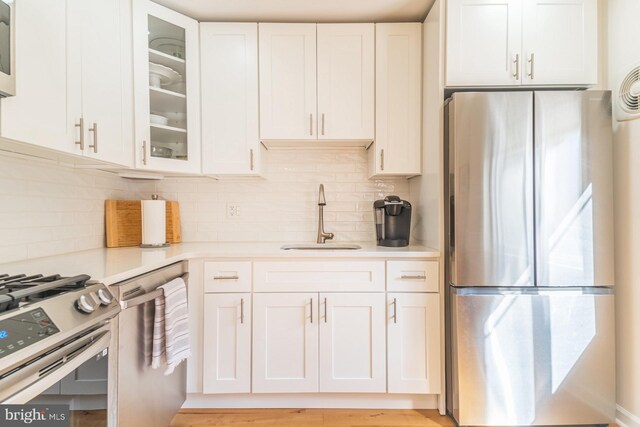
(150, 123), (187, 144)
(149, 48), (186, 77)
(149, 86), (186, 115)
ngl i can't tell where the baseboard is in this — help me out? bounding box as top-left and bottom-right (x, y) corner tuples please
(617, 404), (640, 427)
(184, 393), (438, 409)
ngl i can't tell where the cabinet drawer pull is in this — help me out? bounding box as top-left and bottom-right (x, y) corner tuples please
(324, 297), (328, 323)
(310, 297), (313, 323)
(528, 53), (535, 80)
(513, 54), (520, 80)
(240, 298), (245, 324)
(401, 274), (426, 280)
(393, 298), (397, 324)
(75, 118), (85, 150)
(213, 275), (240, 280)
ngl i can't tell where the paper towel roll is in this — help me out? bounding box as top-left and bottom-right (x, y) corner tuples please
(142, 199), (166, 246)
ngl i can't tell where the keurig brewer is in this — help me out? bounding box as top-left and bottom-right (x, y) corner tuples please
(373, 196), (412, 247)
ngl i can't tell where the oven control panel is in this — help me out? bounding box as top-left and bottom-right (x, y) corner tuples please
(0, 308), (60, 359)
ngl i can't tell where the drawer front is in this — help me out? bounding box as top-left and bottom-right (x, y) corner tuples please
(204, 261), (252, 293)
(387, 261), (439, 292)
(254, 261), (385, 292)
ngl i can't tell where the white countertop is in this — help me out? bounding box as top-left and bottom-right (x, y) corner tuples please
(0, 242), (440, 285)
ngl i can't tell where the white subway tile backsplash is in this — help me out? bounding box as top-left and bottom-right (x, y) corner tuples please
(0, 154), (142, 264)
(141, 149), (409, 245)
(1, 149), (412, 263)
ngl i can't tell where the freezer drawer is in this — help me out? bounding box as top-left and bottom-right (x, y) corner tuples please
(449, 287), (615, 426)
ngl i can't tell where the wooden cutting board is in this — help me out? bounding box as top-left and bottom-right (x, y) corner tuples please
(105, 200), (181, 248)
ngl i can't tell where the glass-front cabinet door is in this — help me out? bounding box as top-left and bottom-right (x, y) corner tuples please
(133, 0), (200, 173)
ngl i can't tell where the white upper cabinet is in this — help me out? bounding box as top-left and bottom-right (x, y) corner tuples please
(317, 24), (374, 140)
(522, 0), (597, 86)
(1, 0), (133, 167)
(319, 293), (386, 393)
(200, 23), (263, 176)
(0, 0), (78, 154)
(259, 24), (317, 140)
(77, 0), (134, 166)
(387, 293), (441, 394)
(370, 23), (422, 177)
(446, 0), (523, 86)
(133, 0), (201, 174)
(446, 0), (598, 87)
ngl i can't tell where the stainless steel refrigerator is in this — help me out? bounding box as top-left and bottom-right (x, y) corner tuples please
(445, 91), (615, 426)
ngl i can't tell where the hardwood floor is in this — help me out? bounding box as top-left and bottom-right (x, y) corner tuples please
(170, 409), (456, 427)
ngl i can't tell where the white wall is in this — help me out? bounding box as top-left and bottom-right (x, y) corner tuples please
(135, 149), (409, 243)
(608, 0), (640, 423)
(0, 153), (139, 263)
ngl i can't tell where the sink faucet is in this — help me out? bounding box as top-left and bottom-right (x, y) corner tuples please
(317, 184), (334, 244)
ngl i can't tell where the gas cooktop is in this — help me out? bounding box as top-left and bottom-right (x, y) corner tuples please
(0, 273), (120, 363)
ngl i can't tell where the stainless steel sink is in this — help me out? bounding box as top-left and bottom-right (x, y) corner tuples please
(281, 243), (362, 250)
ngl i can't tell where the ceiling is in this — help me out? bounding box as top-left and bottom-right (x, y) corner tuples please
(153, 0), (436, 23)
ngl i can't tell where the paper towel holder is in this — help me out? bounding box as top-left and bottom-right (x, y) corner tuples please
(140, 194), (171, 249)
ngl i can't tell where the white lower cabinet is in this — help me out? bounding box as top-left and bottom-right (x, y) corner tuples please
(387, 293), (441, 394)
(319, 293), (386, 392)
(203, 293), (252, 394)
(252, 293), (319, 393)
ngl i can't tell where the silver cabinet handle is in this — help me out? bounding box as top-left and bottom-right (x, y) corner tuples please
(380, 149), (385, 171)
(75, 118), (85, 150)
(310, 297), (313, 323)
(142, 141), (148, 165)
(213, 275), (239, 280)
(250, 149), (254, 171)
(528, 53), (535, 80)
(88, 122), (98, 153)
(240, 298), (244, 324)
(401, 274), (427, 280)
(393, 298), (397, 323)
(513, 54), (520, 80)
(321, 113), (325, 136)
(309, 113), (313, 136)
(324, 297), (328, 323)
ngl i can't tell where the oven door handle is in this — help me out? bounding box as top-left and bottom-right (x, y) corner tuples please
(120, 273), (189, 309)
(0, 330), (111, 404)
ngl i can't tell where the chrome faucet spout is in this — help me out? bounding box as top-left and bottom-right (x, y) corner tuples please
(317, 184), (334, 244)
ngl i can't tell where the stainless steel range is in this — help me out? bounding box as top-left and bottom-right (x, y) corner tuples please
(0, 273), (120, 426)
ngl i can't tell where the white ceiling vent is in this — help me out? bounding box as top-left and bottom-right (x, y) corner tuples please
(616, 64), (640, 121)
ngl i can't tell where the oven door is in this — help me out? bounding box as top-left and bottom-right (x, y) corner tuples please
(0, 0), (14, 97)
(0, 326), (113, 426)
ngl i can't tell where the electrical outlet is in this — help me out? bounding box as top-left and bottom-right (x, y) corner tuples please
(227, 204), (241, 218)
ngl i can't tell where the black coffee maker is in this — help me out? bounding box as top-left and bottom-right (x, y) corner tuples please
(374, 196), (412, 247)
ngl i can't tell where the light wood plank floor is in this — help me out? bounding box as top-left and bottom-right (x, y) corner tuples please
(170, 409), (456, 427)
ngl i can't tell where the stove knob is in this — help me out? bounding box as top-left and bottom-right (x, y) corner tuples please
(97, 288), (114, 306)
(76, 294), (96, 314)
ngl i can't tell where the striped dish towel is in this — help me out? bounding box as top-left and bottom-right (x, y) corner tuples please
(151, 277), (190, 375)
